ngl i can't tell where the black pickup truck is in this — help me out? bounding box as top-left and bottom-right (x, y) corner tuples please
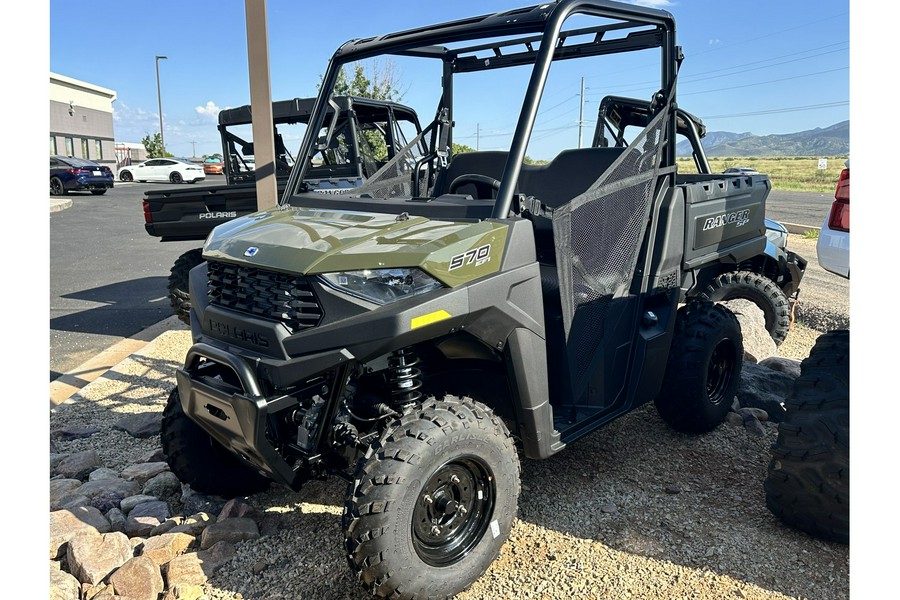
(142, 95), (423, 322)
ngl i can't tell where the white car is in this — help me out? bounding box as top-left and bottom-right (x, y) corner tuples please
(118, 158), (206, 184)
(816, 160), (849, 278)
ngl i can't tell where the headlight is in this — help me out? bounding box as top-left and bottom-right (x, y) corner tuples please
(319, 268), (444, 305)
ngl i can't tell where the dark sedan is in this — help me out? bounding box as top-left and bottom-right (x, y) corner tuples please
(50, 155), (115, 196)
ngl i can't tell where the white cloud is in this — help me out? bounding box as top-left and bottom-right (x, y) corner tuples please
(112, 102), (155, 124)
(709, 38), (722, 46)
(195, 101), (222, 119)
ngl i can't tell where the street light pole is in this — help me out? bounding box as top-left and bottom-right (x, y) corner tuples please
(155, 55), (168, 157)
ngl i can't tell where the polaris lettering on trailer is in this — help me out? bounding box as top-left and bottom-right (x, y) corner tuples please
(449, 244), (492, 271)
(199, 211), (238, 220)
(702, 209), (751, 231)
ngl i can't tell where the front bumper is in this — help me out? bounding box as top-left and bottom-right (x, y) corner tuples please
(174, 342), (345, 487)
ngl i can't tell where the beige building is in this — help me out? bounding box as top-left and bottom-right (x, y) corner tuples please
(50, 72), (119, 168)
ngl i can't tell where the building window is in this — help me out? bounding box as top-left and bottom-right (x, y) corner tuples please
(50, 135), (57, 155)
(95, 140), (103, 160)
(65, 137), (74, 157)
(81, 138), (89, 159)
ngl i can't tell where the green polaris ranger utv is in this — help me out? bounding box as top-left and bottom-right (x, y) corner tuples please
(162, 1), (772, 597)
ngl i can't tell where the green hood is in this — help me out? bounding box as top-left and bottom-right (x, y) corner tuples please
(203, 208), (508, 286)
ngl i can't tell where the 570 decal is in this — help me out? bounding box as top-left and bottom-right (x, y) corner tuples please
(449, 244), (492, 271)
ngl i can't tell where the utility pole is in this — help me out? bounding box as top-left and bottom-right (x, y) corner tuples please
(245, 0), (277, 210)
(155, 55), (168, 156)
(476, 123), (480, 151)
(191, 141), (196, 158)
(578, 77), (585, 149)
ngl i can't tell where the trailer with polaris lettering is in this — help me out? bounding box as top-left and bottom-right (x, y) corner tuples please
(161, 2), (790, 598)
(141, 96), (422, 323)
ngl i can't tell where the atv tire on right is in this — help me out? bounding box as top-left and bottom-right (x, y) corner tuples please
(764, 329), (849, 543)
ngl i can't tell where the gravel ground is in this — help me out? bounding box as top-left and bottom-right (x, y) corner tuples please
(50, 234), (850, 599)
(51, 316), (848, 600)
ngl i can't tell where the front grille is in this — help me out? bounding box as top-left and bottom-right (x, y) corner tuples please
(207, 261), (323, 333)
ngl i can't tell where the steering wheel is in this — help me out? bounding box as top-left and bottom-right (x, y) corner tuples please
(448, 174), (502, 197)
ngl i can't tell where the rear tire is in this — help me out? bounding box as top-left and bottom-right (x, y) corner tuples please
(170, 171), (184, 184)
(697, 270), (791, 346)
(343, 396), (520, 599)
(654, 301), (743, 433)
(50, 177), (66, 196)
(161, 388), (271, 497)
(764, 330), (849, 543)
(168, 249), (204, 325)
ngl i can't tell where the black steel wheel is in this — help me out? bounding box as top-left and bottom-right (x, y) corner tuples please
(161, 387), (271, 497)
(167, 248), (204, 325)
(343, 396), (520, 599)
(654, 301), (743, 433)
(119, 170), (133, 182)
(706, 337), (737, 406)
(170, 171), (184, 184)
(411, 457), (496, 567)
(765, 329), (849, 543)
(698, 270), (791, 345)
(50, 177), (66, 196)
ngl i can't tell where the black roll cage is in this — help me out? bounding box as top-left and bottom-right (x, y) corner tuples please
(592, 94), (710, 173)
(285, 0), (678, 218)
(218, 96), (422, 185)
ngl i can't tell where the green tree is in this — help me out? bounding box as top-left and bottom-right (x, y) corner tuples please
(318, 60), (405, 161)
(452, 143), (477, 155)
(141, 132), (173, 158)
(327, 60), (404, 102)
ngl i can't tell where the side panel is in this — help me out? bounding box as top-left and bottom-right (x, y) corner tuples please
(682, 174), (768, 269)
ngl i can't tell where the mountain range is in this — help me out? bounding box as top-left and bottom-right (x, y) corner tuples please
(676, 120), (849, 157)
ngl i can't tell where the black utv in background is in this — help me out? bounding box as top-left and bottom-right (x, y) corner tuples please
(160, 1), (793, 598)
(142, 96), (422, 323)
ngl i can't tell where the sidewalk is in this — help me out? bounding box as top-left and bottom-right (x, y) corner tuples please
(50, 315), (189, 409)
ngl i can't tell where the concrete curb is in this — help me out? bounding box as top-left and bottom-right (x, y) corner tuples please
(50, 198), (73, 212)
(49, 315), (188, 409)
(783, 222), (820, 236)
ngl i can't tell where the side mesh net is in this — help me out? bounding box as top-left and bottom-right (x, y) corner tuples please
(552, 107), (670, 372)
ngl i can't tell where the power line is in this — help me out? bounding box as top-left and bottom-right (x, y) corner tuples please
(679, 66), (849, 97)
(680, 47), (849, 86)
(680, 41), (848, 80)
(702, 101), (849, 120)
(582, 40), (848, 89)
(585, 44), (850, 98)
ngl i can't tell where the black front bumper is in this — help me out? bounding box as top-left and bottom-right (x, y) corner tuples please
(176, 340), (352, 489)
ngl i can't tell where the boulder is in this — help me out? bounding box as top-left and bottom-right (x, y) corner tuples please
(107, 556), (164, 600)
(66, 531), (133, 585)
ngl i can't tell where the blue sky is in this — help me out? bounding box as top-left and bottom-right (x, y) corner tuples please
(46, 0), (849, 160)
